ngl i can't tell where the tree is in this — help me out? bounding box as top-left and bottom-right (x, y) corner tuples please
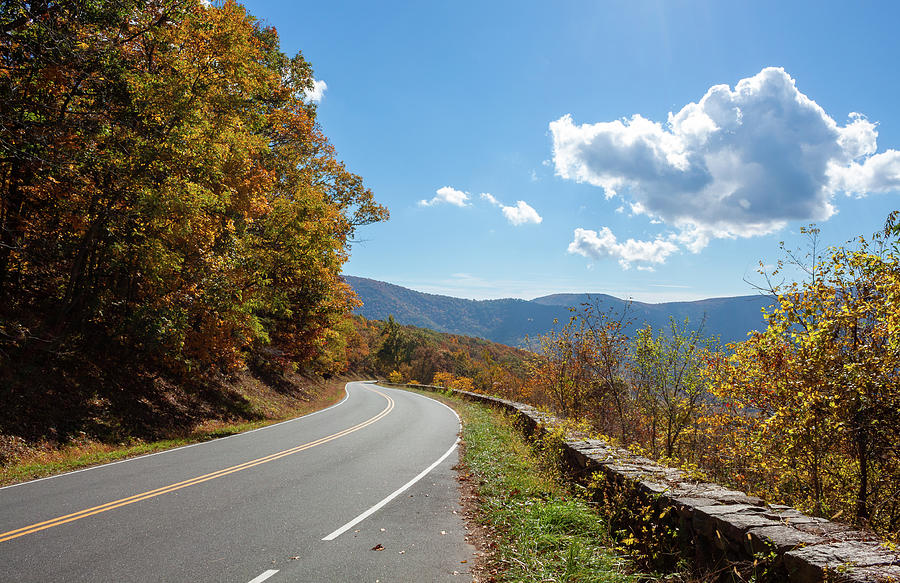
(630, 318), (715, 458)
(375, 315), (413, 372)
(526, 314), (598, 419)
(581, 300), (632, 441)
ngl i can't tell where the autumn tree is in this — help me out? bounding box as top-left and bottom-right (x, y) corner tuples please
(580, 300), (632, 441)
(526, 314), (599, 419)
(710, 221), (900, 536)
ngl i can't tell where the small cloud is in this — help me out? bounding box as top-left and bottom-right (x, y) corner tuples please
(482, 193), (542, 225)
(305, 79), (327, 103)
(568, 227), (678, 269)
(420, 186), (470, 207)
(502, 200), (543, 225)
(480, 192), (500, 205)
(530, 169), (540, 182)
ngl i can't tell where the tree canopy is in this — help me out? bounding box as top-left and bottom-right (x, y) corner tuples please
(0, 0), (387, 373)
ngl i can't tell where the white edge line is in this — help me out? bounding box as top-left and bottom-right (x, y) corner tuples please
(247, 569), (279, 583)
(0, 382), (362, 492)
(322, 438), (460, 541)
(389, 384), (462, 427)
(322, 382), (462, 541)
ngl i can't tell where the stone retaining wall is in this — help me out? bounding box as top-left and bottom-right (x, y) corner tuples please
(385, 382), (900, 582)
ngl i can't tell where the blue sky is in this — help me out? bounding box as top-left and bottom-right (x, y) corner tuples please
(243, 0), (900, 302)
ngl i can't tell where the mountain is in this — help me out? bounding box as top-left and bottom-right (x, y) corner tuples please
(344, 276), (774, 347)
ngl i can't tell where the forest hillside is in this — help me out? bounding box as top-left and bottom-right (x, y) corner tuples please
(345, 275), (774, 346)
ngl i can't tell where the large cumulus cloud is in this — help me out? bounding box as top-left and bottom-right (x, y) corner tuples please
(551, 67), (900, 253)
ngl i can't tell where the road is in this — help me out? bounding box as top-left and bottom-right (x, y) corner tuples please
(0, 381), (474, 582)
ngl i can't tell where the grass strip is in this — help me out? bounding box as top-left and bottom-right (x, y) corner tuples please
(448, 393), (640, 583)
(0, 422), (264, 486)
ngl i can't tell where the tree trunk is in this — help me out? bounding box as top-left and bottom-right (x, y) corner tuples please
(0, 164), (28, 293)
(856, 419), (870, 522)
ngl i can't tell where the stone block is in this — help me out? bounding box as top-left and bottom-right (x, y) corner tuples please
(785, 541), (900, 583)
(692, 504), (782, 550)
(746, 524), (824, 554)
(671, 497), (721, 520)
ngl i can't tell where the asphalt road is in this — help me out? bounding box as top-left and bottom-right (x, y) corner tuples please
(0, 381), (474, 582)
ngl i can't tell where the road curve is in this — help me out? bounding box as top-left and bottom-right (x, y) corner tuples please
(0, 381), (474, 582)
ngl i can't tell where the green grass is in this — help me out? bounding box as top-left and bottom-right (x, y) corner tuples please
(447, 392), (641, 583)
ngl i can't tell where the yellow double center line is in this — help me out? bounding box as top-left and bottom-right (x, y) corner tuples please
(0, 385), (394, 544)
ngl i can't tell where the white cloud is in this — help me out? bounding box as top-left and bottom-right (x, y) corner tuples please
(551, 67), (900, 251)
(420, 186), (470, 207)
(502, 200), (543, 225)
(480, 192), (499, 205)
(829, 150), (900, 195)
(568, 227), (678, 270)
(481, 193), (542, 225)
(305, 79), (327, 103)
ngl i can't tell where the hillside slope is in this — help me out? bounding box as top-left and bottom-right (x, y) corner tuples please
(345, 276), (773, 346)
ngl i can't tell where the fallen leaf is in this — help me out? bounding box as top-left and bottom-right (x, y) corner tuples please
(371, 544), (385, 551)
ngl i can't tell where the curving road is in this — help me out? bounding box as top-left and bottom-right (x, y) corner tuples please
(0, 381), (474, 582)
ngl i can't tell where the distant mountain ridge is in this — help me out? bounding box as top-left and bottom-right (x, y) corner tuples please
(345, 276), (774, 347)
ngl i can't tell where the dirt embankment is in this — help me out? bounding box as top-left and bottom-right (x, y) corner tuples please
(0, 342), (359, 472)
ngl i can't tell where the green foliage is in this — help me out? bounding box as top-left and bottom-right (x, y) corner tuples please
(349, 315), (529, 393)
(631, 318), (718, 458)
